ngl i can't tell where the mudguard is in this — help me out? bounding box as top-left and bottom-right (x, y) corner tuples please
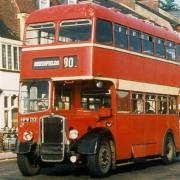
(16, 141), (34, 154)
(162, 129), (176, 156)
(77, 127), (113, 155)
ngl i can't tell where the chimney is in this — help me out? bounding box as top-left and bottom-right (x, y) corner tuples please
(137, 0), (160, 11)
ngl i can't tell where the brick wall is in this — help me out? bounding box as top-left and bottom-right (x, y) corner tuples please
(109, 0), (135, 9)
(137, 0), (159, 11)
(0, 0), (20, 39)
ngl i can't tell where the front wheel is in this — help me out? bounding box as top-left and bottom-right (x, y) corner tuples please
(87, 139), (112, 178)
(17, 154), (41, 176)
(162, 134), (176, 164)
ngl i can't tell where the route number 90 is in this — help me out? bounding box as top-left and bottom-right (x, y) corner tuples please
(63, 56), (78, 68)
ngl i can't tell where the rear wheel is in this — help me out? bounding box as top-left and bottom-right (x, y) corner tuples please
(162, 134), (176, 164)
(87, 139), (112, 178)
(17, 154), (41, 176)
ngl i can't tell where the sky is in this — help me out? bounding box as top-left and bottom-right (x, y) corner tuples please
(174, 0), (180, 6)
(161, 0), (180, 8)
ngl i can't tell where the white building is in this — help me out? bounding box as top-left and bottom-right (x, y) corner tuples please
(0, 0), (38, 131)
(0, 35), (21, 129)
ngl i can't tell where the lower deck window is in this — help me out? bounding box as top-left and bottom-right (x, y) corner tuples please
(81, 89), (111, 111)
(117, 91), (178, 115)
(54, 84), (71, 110)
(116, 90), (130, 111)
(158, 96), (167, 114)
(169, 96), (177, 114)
(145, 94), (156, 114)
(132, 93), (144, 113)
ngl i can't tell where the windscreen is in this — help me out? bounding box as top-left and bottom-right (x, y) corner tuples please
(25, 22), (55, 45)
(59, 19), (92, 43)
(20, 80), (49, 114)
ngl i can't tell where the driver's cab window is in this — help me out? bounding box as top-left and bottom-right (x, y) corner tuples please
(54, 83), (72, 110)
(81, 89), (111, 111)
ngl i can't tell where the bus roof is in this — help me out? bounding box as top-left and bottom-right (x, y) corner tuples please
(26, 2), (180, 43)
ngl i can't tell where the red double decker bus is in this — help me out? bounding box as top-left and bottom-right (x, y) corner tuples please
(16, 2), (180, 177)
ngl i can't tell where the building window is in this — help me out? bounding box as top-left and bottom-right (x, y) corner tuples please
(4, 110), (8, 127)
(4, 96), (8, 108)
(114, 24), (128, 49)
(2, 44), (7, 68)
(129, 29), (141, 52)
(12, 108), (18, 128)
(166, 41), (176, 61)
(116, 90), (130, 111)
(11, 95), (16, 106)
(145, 94), (156, 114)
(96, 19), (113, 46)
(13, 47), (18, 70)
(132, 93), (144, 113)
(19, 47), (22, 68)
(8, 45), (12, 69)
(142, 33), (154, 55)
(155, 38), (165, 58)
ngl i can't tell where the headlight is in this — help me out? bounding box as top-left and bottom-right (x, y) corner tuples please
(69, 129), (78, 140)
(23, 131), (33, 141)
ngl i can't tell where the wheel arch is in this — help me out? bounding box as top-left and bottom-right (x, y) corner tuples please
(77, 127), (115, 155)
(162, 128), (176, 156)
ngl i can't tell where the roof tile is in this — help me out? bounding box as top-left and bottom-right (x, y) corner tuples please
(16, 0), (37, 14)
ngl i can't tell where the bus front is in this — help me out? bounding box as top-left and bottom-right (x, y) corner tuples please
(16, 4), (115, 178)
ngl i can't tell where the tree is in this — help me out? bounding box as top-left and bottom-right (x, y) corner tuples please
(160, 0), (180, 10)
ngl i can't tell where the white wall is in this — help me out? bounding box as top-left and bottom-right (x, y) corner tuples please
(0, 37), (21, 130)
(0, 71), (19, 129)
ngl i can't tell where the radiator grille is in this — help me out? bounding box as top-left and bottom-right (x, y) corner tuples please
(40, 115), (65, 162)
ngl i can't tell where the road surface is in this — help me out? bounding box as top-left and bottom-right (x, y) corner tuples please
(1, 157), (180, 179)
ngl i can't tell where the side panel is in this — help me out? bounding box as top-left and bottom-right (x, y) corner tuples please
(93, 47), (180, 87)
(21, 46), (93, 80)
(115, 114), (179, 160)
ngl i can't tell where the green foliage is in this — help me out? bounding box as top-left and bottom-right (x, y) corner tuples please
(160, 0), (180, 10)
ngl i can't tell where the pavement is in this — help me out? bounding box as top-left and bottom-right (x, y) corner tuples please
(0, 151), (17, 160)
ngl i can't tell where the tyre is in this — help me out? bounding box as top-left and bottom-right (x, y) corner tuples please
(87, 139), (112, 178)
(17, 154), (41, 176)
(162, 134), (176, 164)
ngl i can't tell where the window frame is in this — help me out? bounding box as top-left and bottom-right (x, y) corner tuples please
(166, 41), (176, 61)
(142, 33), (154, 55)
(155, 37), (166, 58)
(114, 23), (128, 49)
(96, 18), (113, 46)
(116, 90), (130, 112)
(25, 22), (55, 46)
(131, 92), (144, 114)
(129, 29), (142, 52)
(59, 19), (92, 43)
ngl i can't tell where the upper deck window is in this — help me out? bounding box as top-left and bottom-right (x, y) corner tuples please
(96, 19), (113, 46)
(59, 19), (92, 43)
(166, 41), (176, 61)
(177, 44), (180, 61)
(25, 23), (55, 45)
(114, 24), (128, 49)
(142, 33), (154, 55)
(155, 38), (165, 58)
(129, 29), (141, 52)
